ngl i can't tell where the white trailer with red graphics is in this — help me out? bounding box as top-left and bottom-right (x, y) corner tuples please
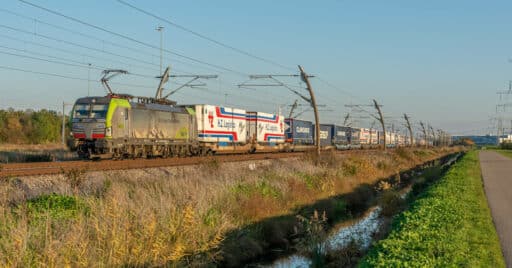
(359, 128), (379, 148)
(359, 128), (371, 145)
(247, 111), (285, 146)
(188, 104), (250, 153)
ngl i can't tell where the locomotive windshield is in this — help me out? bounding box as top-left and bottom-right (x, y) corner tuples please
(72, 103), (109, 119)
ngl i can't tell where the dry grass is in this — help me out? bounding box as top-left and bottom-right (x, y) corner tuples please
(0, 143), (75, 163)
(0, 147), (461, 266)
(0, 143), (67, 152)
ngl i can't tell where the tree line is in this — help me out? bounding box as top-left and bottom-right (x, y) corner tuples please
(0, 109), (65, 144)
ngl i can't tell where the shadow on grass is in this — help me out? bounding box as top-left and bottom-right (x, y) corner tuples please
(162, 153), (461, 267)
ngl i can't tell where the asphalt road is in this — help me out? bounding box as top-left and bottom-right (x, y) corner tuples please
(480, 151), (512, 267)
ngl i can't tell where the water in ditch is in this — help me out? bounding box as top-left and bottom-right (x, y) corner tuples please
(267, 153), (461, 267)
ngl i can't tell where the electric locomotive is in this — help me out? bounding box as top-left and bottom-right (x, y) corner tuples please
(71, 94), (198, 159)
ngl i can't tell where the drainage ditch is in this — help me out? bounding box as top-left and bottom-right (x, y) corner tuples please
(251, 152), (464, 268)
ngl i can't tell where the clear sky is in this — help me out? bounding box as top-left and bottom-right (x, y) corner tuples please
(1, 0), (511, 135)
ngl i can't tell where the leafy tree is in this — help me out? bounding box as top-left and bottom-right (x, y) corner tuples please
(0, 109), (65, 144)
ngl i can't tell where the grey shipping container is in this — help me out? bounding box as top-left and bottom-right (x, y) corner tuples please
(284, 118), (314, 145)
(319, 124), (334, 146)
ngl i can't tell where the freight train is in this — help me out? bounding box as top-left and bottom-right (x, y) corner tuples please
(70, 94), (410, 159)
(70, 69), (410, 159)
(71, 94), (287, 159)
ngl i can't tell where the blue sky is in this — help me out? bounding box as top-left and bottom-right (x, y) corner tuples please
(1, 0), (511, 135)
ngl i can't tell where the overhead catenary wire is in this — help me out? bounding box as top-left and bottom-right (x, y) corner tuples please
(0, 8), (221, 74)
(0, 55), (279, 107)
(0, 32), (163, 74)
(8, 0), (374, 122)
(0, 23), (169, 70)
(0, 30), (276, 108)
(315, 76), (365, 103)
(115, 0), (296, 73)
(9, 2), (328, 117)
(17, 1), (375, 115)
(17, 0), (248, 77)
(313, 76), (407, 121)
(0, 48), (156, 79)
(0, 65), (154, 90)
(0, 33), (212, 78)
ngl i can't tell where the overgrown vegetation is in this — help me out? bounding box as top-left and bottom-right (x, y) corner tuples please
(0, 147), (460, 267)
(499, 142), (512, 150)
(0, 108), (66, 144)
(360, 151), (505, 267)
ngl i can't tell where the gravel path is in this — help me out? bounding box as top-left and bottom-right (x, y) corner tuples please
(479, 151), (512, 267)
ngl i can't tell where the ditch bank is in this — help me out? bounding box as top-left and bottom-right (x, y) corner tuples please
(269, 153), (462, 267)
(216, 152), (463, 267)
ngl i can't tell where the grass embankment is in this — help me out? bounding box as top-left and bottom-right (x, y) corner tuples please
(0, 147), (459, 267)
(495, 149), (512, 159)
(360, 151), (505, 267)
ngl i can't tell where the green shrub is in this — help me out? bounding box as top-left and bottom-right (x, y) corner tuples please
(297, 172), (323, 190)
(231, 180), (282, 199)
(24, 194), (87, 221)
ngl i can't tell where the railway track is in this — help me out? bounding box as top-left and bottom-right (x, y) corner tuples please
(0, 149), (387, 178)
(0, 152), (307, 177)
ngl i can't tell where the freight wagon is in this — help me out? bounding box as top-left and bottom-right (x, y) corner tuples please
(331, 125), (351, 150)
(247, 111), (285, 151)
(319, 124), (334, 147)
(320, 124), (352, 150)
(184, 104), (252, 153)
(359, 128), (375, 146)
(284, 118), (314, 145)
(349, 127), (362, 149)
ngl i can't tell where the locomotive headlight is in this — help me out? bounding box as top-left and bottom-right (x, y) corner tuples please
(105, 127), (112, 137)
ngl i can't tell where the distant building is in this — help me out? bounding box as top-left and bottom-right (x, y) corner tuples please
(452, 135), (498, 146)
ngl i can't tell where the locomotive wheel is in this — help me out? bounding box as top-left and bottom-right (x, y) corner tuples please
(112, 149), (120, 160)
